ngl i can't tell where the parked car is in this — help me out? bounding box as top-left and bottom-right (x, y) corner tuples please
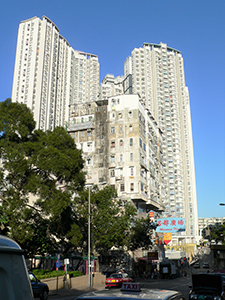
(203, 262), (209, 268)
(77, 282), (186, 300)
(194, 262), (200, 268)
(106, 273), (133, 288)
(29, 272), (49, 300)
(189, 273), (224, 300)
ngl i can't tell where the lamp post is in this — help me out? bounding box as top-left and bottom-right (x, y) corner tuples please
(88, 185), (91, 289)
(87, 181), (107, 289)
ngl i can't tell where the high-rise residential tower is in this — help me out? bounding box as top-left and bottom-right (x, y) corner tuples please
(123, 42), (198, 243)
(11, 16), (99, 131)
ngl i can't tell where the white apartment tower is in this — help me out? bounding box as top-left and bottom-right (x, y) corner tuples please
(123, 43), (198, 243)
(99, 74), (124, 100)
(11, 16), (99, 131)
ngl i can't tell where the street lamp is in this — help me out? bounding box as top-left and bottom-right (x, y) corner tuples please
(87, 185), (92, 289)
(87, 181), (107, 289)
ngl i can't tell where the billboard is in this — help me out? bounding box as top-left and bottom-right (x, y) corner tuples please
(163, 232), (172, 245)
(155, 218), (185, 233)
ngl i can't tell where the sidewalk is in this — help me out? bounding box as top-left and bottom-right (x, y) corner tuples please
(49, 284), (106, 299)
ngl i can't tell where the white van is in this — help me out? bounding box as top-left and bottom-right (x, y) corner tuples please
(0, 235), (34, 299)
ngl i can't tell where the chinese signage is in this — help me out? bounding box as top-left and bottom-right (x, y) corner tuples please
(155, 218), (185, 233)
(148, 211), (155, 218)
(163, 232), (172, 245)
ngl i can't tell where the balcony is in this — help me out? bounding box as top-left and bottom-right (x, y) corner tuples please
(68, 121), (94, 131)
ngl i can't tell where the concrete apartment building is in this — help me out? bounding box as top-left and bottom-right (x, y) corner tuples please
(99, 74), (124, 100)
(67, 94), (165, 217)
(100, 43), (198, 244)
(11, 16), (99, 131)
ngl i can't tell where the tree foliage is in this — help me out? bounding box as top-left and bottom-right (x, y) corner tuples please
(210, 223), (225, 244)
(129, 216), (154, 251)
(0, 99), (85, 256)
(73, 185), (137, 255)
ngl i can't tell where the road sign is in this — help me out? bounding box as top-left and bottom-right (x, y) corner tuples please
(56, 261), (61, 268)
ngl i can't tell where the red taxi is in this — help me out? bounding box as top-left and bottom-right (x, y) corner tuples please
(105, 273), (133, 288)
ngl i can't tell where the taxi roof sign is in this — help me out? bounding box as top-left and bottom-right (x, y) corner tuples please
(121, 282), (141, 292)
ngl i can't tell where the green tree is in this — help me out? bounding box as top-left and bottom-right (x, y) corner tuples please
(129, 216), (155, 251)
(0, 99), (85, 256)
(210, 223), (225, 245)
(73, 185), (137, 255)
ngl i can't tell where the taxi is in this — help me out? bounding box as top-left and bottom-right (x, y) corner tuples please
(105, 273), (133, 288)
(76, 282), (186, 300)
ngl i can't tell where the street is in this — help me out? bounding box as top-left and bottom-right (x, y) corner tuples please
(48, 245), (214, 300)
(48, 270), (193, 300)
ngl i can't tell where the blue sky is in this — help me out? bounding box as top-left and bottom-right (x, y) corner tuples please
(0, 0), (224, 218)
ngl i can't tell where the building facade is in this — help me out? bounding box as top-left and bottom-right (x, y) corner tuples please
(123, 43), (198, 243)
(99, 43), (198, 243)
(67, 94), (166, 217)
(11, 16), (99, 131)
(99, 74), (124, 100)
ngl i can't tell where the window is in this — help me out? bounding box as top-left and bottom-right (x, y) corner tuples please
(130, 153), (133, 161)
(81, 131), (84, 138)
(120, 183), (125, 192)
(118, 112), (123, 118)
(130, 183), (134, 191)
(111, 141), (115, 148)
(87, 142), (92, 151)
(111, 126), (115, 134)
(110, 169), (115, 177)
(119, 126), (123, 133)
(128, 111), (132, 117)
(87, 130), (92, 136)
(120, 139), (123, 146)
(140, 138), (142, 147)
(99, 148), (104, 153)
(120, 154), (123, 162)
(110, 155), (115, 162)
(129, 125), (133, 132)
(130, 138), (133, 146)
